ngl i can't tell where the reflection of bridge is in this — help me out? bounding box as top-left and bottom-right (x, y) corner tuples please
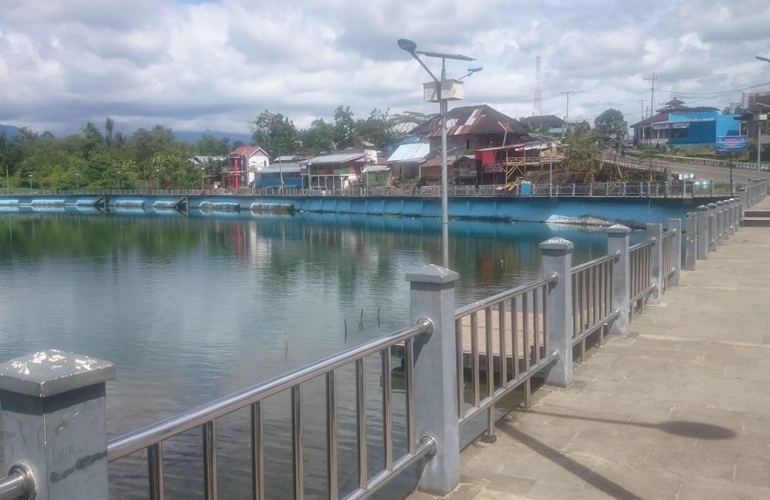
(0, 191), (763, 500)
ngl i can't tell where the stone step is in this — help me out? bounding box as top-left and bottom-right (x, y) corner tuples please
(741, 218), (770, 227)
(744, 210), (770, 218)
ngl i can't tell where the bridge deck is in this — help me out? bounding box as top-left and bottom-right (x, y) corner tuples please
(409, 196), (770, 500)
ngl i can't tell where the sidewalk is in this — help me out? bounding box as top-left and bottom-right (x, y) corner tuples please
(410, 200), (770, 500)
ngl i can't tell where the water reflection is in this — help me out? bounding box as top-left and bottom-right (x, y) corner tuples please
(0, 211), (643, 499)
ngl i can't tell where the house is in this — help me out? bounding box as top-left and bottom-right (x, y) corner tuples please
(519, 115), (566, 137)
(629, 98), (736, 147)
(386, 143), (431, 186)
(411, 104), (529, 154)
(255, 160), (305, 189)
(419, 155), (479, 185)
(474, 139), (558, 185)
(362, 159), (391, 187)
(305, 149), (377, 189)
(225, 146), (270, 188)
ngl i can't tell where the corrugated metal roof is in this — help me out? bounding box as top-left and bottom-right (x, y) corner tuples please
(309, 151), (369, 164)
(259, 162), (303, 173)
(387, 143), (430, 163)
(363, 165), (390, 173)
(274, 155), (301, 162)
(231, 146), (267, 157)
(411, 104), (528, 138)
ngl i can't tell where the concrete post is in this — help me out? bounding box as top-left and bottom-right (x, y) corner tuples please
(539, 238), (574, 387)
(739, 190), (746, 222)
(707, 203), (717, 252)
(732, 198), (740, 232)
(696, 205), (708, 260)
(607, 225), (631, 335)
(406, 265), (460, 495)
(646, 223), (663, 303)
(685, 212), (697, 270)
(668, 218), (682, 286)
(716, 201), (725, 244)
(0, 350), (116, 500)
(729, 199), (737, 234)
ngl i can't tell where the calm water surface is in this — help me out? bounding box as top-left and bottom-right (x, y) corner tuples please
(0, 210), (641, 498)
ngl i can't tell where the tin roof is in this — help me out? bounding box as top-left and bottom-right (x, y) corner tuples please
(412, 105), (528, 138)
(308, 149), (377, 164)
(519, 115), (566, 127)
(387, 143), (430, 163)
(259, 162), (303, 174)
(230, 146), (268, 157)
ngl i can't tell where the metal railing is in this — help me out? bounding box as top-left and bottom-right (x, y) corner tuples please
(661, 230), (677, 293)
(453, 276), (559, 441)
(107, 321), (434, 500)
(570, 253), (619, 362)
(0, 181), (755, 201)
(0, 466), (34, 500)
(628, 240), (655, 319)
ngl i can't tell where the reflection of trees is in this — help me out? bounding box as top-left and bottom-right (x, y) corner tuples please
(1, 212), (612, 311)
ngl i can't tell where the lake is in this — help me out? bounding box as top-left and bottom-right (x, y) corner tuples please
(0, 210), (641, 498)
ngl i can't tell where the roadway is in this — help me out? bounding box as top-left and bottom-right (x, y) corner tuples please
(622, 153), (770, 184)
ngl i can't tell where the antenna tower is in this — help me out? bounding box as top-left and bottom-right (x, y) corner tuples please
(534, 55), (542, 116)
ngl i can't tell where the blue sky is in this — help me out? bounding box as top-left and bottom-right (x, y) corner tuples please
(0, 0), (769, 136)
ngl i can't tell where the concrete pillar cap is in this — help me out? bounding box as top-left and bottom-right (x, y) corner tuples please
(406, 264), (459, 284)
(0, 350), (116, 397)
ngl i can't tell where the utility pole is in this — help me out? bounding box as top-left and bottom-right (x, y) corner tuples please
(632, 99), (646, 144)
(644, 73), (658, 145)
(560, 90), (583, 136)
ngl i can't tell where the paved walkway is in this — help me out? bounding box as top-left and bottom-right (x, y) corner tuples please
(410, 198), (770, 500)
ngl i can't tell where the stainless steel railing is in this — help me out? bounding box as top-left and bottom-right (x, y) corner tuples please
(628, 240), (655, 320)
(571, 253), (620, 362)
(454, 276), (559, 440)
(107, 320), (434, 500)
(661, 230), (677, 293)
(0, 465), (35, 500)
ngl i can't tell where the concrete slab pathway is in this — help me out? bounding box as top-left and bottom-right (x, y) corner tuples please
(409, 197), (770, 500)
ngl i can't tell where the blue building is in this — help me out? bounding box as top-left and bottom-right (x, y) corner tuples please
(652, 110), (742, 147)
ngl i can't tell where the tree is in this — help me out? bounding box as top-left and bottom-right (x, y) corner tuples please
(250, 110), (299, 157)
(355, 108), (402, 150)
(560, 127), (602, 179)
(195, 134), (231, 156)
(594, 109), (627, 138)
(333, 106), (356, 149)
(301, 118), (335, 153)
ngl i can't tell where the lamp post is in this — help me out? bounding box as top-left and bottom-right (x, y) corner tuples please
(757, 57), (770, 178)
(75, 172), (80, 191)
(560, 90), (583, 136)
(27, 173), (33, 190)
(155, 169), (160, 190)
(5, 164), (8, 192)
(398, 38), (480, 267)
(117, 169), (121, 190)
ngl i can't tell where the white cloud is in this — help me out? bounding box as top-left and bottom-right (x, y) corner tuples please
(0, 0), (768, 136)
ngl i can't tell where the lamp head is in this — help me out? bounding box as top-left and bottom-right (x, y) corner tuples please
(397, 38), (417, 53)
(467, 65), (483, 74)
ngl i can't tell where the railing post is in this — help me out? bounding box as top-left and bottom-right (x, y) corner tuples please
(607, 225), (630, 335)
(739, 189), (746, 222)
(685, 212), (698, 269)
(668, 218), (682, 286)
(716, 201), (725, 244)
(646, 223), (663, 303)
(707, 203), (717, 252)
(406, 265), (460, 495)
(728, 199), (736, 234)
(0, 350), (116, 500)
(539, 238), (573, 387)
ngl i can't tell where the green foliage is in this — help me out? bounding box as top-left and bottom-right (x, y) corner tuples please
(560, 127), (602, 178)
(250, 110), (299, 158)
(594, 109), (627, 138)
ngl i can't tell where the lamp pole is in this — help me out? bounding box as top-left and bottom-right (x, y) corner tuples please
(75, 172), (80, 191)
(757, 57), (770, 177)
(560, 90), (583, 136)
(156, 169), (160, 190)
(397, 38), (479, 267)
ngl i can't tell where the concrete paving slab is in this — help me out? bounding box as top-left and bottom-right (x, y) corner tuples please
(406, 224), (770, 500)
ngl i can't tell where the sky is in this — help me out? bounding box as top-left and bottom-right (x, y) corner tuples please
(1, 0), (769, 137)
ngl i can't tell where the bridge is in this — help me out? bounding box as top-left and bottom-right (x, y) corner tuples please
(0, 187), (766, 499)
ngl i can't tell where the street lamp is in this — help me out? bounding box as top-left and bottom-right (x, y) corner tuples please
(117, 169), (122, 190)
(756, 56), (770, 64)
(75, 172), (80, 191)
(155, 169), (160, 190)
(560, 90), (583, 136)
(27, 173), (33, 190)
(754, 103), (770, 178)
(397, 37), (480, 267)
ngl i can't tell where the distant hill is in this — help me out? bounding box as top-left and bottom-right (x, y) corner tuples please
(173, 130), (252, 144)
(0, 124), (20, 138)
